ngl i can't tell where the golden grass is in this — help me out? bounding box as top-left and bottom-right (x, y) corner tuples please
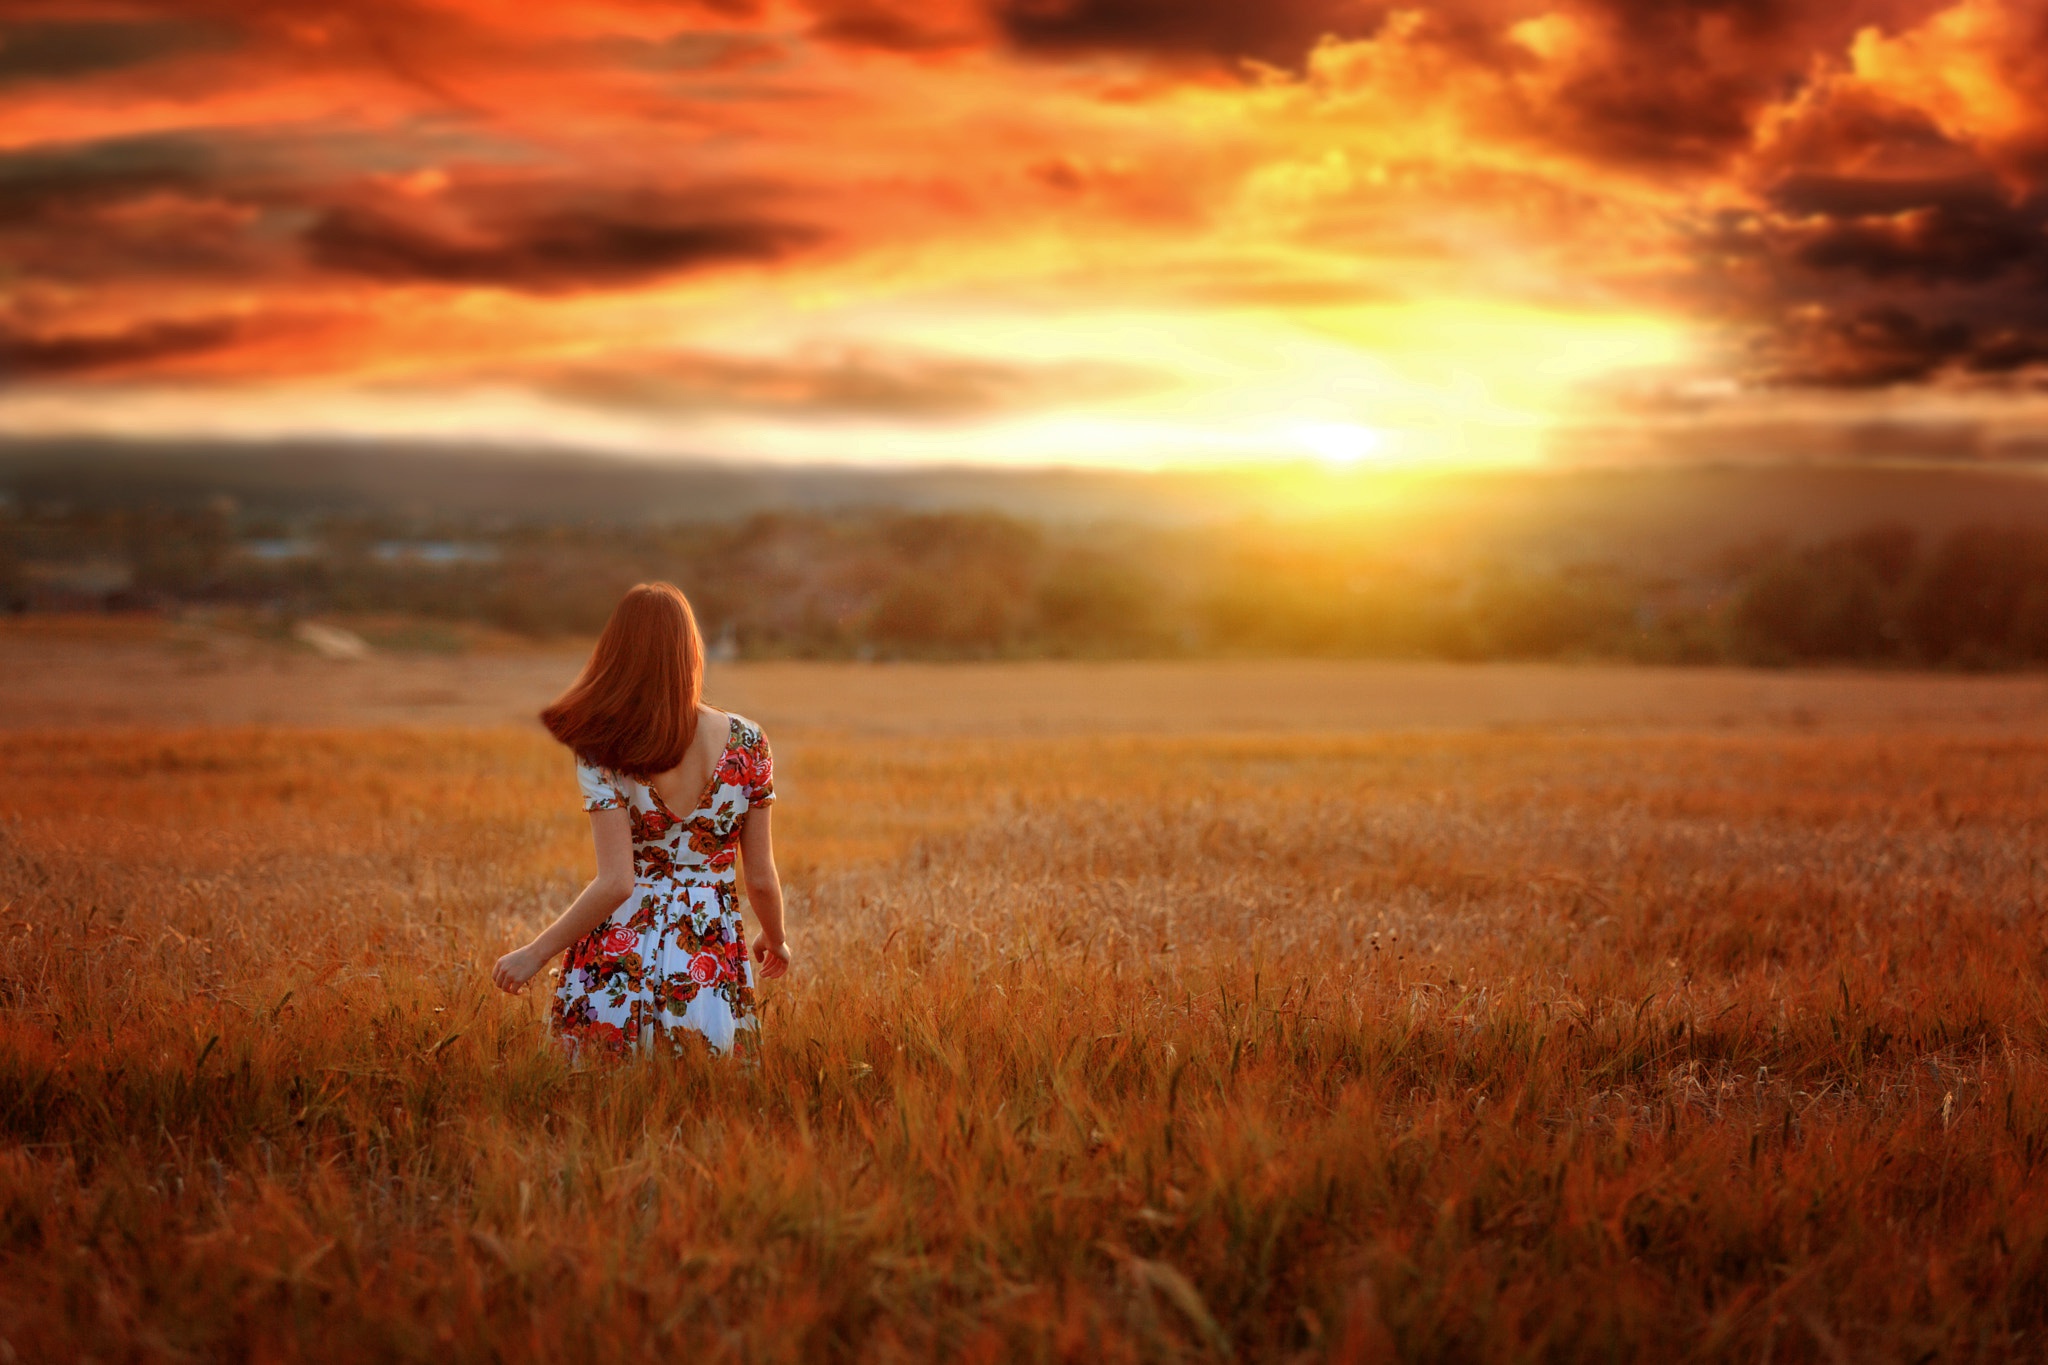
(3, 725), (2047, 1361)
(13, 617), (2048, 736)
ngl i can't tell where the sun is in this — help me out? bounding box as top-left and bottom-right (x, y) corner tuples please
(1291, 421), (1385, 468)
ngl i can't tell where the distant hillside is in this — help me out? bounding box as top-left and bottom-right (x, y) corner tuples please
(0, 438), (1198, 526)
(15, 439), (2048, 666)
(8, 437), (2048, 570)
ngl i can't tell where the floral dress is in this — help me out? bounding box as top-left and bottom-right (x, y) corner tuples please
(551, 713), (774, 1058)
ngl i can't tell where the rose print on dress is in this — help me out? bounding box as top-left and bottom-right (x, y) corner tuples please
(552, 714), (774, 1058)
(636, 843), (678, 882)
(684, 818), (726, 859)
(628, 803), (677, 843)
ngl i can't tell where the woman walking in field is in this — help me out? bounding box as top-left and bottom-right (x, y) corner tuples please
(491, 582), (789, 1057)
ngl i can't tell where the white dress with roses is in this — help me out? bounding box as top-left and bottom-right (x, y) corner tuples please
(550, 712), (774, 1058)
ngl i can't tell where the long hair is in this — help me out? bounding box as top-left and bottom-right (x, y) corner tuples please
(541, 582), (704, 780)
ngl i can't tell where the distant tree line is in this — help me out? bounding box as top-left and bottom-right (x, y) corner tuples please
(1726, 523), (2048, 667)
(5, 500), (2048, 668)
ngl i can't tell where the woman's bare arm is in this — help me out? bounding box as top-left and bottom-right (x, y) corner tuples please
(739, 804), (791, 979)
(492, 806), (634, 994)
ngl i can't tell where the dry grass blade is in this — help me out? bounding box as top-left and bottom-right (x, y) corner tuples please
(1132, 1257), (1233, 1358)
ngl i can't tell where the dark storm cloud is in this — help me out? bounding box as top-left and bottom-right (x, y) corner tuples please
(1534, 72), (1759, 169)
(1757, 82), (1962, 175)
(0, 130), (302, 287)
(803, 0), (984, 52)
(991, 0), (1782, 169)
(1767, 172), (2013, 220)
(304, 205), (823, 292)
(1761, 307), (1971, 387)
(0, 18), (228, 86)
(1760, 159), (2048, 294)
(1664, 7), (2048, 396)
(1517, 0), (1947, 170)
(0, 132), (216, 225)
(1788, 202), (2048, 287)
(1758, 308), (2048, 389)
(993, 0), (1384, 66)
(0, 316), (247, 378)
(1737, 137), (2048, 386)
(1970, 329), (2048, 375)
(991, 0), (1948, 172)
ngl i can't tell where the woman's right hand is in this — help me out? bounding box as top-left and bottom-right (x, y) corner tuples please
(752, 935), (792, 980)
(492, 943), (546, 995)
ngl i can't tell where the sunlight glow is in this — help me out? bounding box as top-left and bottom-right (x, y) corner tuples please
(1293, 422), (1385, 468)
(0, 294), (1700, 471)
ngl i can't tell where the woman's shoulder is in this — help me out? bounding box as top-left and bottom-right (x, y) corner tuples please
(719, 712), (774, 803)
(574, 750), (626, 780)
(572, 750), (637, 810)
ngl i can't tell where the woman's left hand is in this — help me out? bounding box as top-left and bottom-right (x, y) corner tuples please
(492, 944), (546, 995)
(752, 935), (792, 980)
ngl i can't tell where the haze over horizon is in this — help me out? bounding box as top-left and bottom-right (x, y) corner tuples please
(4, 0), (2047, 471)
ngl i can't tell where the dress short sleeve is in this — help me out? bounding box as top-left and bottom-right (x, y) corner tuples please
(743, 725), (774, 807)
(574, 755), (627, 812)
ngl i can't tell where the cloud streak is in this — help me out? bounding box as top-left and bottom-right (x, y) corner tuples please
(306, 204), (821, 291)
(511, 344), (1163, 420)
(0, 316), (245, 377)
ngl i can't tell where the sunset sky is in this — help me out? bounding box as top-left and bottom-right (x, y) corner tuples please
(3, 0), (2046, 469)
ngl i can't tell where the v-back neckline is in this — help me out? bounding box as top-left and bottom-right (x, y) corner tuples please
(647, 713), (738, 818)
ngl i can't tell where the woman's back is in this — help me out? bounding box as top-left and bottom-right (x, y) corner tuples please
(491, 583), (789, 1059)
(555, 710), (776, 1056)
(579, 711), (775, 880)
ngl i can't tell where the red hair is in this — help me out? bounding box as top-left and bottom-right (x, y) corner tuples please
(541, 582), (704, 780)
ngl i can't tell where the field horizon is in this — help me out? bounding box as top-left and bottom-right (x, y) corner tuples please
(8, 616), (2048, 737)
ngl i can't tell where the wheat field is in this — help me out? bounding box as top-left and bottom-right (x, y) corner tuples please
(3, 707), (2048, 1360)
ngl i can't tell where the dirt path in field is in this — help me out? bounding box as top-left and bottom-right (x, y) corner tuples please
(6, 618), (2048, 735)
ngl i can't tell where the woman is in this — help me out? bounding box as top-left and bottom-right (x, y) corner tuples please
(491, 582), (790, 1057)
